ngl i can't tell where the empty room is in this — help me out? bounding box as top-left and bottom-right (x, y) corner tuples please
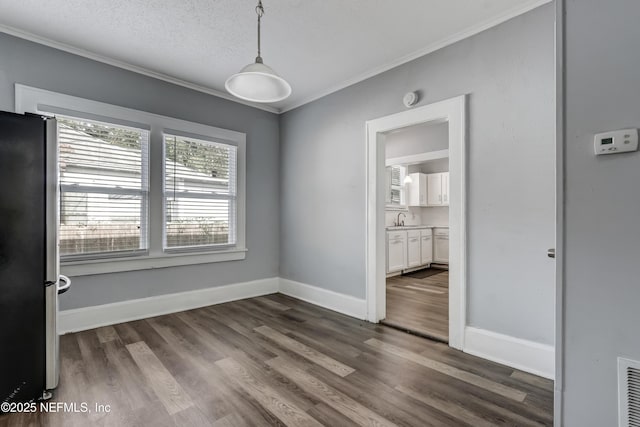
(1, 1), (639, 426)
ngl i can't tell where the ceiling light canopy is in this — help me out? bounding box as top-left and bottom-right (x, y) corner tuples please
(225, 0), (291, 104)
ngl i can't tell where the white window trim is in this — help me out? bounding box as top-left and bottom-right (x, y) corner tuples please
(15, 84), (247, 276)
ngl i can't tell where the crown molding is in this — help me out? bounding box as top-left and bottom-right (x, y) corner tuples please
(0, 24), (280, 114)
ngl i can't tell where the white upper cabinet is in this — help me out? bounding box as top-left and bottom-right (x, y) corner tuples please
(427, 173), (442, 206)
(426, 172), (450, 207)
(407, 173), (427, 207)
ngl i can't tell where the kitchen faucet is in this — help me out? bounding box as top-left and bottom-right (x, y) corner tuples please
(396, 212), (406, 226)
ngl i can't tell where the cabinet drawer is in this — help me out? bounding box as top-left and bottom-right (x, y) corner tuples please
(434, 228), (449, 236)
(387, 232), (407, 240)
(407, 229), (421, 239)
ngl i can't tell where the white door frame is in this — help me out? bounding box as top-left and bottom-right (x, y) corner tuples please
(365, 95), (467, 350)
(553, 0), (565, 424)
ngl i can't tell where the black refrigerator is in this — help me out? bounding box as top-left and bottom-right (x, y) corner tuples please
(0, 111), (70, 407)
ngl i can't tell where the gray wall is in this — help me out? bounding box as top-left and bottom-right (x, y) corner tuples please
(563, 0), (640, 425)
(280, 4), (556, 344)
(385, 121), (448, 159)
(0, 33), (280, 311)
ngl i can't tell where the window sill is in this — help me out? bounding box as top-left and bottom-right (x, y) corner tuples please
(61, 248), (248, 277)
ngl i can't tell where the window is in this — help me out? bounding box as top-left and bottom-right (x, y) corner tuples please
(18, 85), (246, 275)
(58, 117), (149, 258)
(385, 165), (408, 209)
(164, 134), (237, 250)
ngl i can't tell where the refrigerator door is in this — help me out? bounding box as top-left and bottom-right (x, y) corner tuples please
(0, 112), (47, 404)
(44, 117), (61, 391)
(45, 117), (59, 285)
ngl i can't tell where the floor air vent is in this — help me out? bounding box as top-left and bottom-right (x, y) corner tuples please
(619, 357), (640, 427)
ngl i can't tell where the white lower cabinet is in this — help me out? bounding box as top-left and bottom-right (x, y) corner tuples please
(387, 227), (438, 274)
(386, 231), (407, 273)
(406, 230), (421, 268)
(420, 229), (433, 265)
(433, 228), (449, 264)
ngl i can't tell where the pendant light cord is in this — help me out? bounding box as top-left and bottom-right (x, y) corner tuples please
(256, 0), (264, 62)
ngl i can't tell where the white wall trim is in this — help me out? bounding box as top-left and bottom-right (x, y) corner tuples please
(365, 95), (467, 350)
(59, 277), (279, 334)
(278, 278), (367, 320)
(280, 0), (552, 113)
(0, 24), (279, 114)
(554, 0), (565, 423)
(464, 327), (555, 380)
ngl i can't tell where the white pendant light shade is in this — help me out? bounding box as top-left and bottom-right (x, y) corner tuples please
(403, 174), (413, 184)
(225, 61), (292, 103)
(226, 0), (291, 104)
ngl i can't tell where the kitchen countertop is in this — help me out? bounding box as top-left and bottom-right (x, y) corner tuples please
(386, 225), (449, 230)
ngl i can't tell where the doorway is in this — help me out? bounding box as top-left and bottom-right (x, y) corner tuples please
(381, 124), (451, 341)
(365, 95), (466, 349)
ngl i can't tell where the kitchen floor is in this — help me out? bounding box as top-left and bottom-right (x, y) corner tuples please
(0, 293), (553, 426)
(383, 268), (449, 342)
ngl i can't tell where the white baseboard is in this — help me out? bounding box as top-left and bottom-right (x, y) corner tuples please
(464, 326), (555, 379)
(278, 278), (367, 320)
(59, 277), (279, 334)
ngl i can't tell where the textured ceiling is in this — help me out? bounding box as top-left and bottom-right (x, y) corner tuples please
(0, 0), (550, 112)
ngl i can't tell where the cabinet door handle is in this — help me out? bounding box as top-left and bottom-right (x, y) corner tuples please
(391, 240), (401, 245)
(410, 238), (418, 242)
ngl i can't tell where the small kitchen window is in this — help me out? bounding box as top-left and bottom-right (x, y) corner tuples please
(385, 165), (408, 210)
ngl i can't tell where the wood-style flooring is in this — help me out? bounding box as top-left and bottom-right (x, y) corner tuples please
(0, 294), (553, 426)
(384, 269), (449, 342)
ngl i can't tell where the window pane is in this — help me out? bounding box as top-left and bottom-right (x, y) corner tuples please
(58, 117), (149, 256)
(59, 192), (143, 255)
(164, 134), (237, 249)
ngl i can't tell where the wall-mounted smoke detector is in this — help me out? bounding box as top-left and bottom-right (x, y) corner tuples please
(618, 357), (640, 427)
(403, 92), (419, 108)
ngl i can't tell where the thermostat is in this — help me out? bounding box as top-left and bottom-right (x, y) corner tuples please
(594, 128), (638, 155)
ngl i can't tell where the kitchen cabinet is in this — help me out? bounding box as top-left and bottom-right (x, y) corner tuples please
(420, 229), (433, 265)
(406, 230), (421, 268)
(426, 172), (450, 207)
(442, 173), (449, 205)
(386, 231), (407, 273)
(427, 173), (442, 206)
(407, 173), (427, 207)
(386, 227), (436, 275)
(433, 228), (449, 264)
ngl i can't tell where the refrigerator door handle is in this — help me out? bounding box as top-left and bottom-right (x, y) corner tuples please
(57, 275), (70, 294)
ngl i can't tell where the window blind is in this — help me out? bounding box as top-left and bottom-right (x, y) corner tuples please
(164, 134), (237, 249)
(57, 116), (149, 257)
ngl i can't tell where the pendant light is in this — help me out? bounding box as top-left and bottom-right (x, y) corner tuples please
(225, 0), (292, 103)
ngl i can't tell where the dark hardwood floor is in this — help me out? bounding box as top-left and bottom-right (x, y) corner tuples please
(384, 269), (449, 342)
(0, 294), (553, 426)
